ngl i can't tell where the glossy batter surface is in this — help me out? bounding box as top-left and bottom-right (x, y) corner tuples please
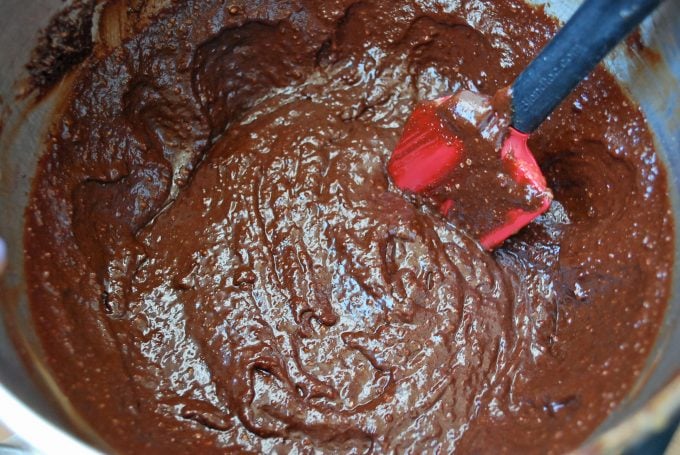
(24, 0), (673, 453)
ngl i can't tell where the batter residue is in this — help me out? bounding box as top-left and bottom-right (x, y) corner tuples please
(24, 0), (673, 453)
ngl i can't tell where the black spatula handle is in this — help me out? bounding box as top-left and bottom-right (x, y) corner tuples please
(511, 0), (662, 133)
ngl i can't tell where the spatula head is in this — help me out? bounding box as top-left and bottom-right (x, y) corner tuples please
(388, 98), (463, 193)
(388, 90), (552, 250)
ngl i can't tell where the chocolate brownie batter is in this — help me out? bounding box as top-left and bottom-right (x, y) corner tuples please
(24, 0), (673, 453)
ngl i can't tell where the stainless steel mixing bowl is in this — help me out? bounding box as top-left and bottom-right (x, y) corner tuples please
(0, 0), (678, 453)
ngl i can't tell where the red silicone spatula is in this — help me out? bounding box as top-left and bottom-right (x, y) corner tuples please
(388, 0), (662, 250)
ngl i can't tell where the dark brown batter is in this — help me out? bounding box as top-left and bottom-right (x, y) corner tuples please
(23, 0), (673, 453)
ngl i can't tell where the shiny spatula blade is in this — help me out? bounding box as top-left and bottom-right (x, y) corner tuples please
(387, 92), (552, 250)
(387, 98), (463, 193)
